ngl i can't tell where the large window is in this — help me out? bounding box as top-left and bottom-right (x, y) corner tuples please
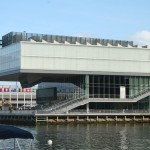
(89, 75), (150, 99)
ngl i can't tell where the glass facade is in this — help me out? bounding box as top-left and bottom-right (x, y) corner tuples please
(38, 75), (88, 105)
(89, 97), (150, 110)
(0, 43), (20, 73)
(39, 75), (150, 110)
(89, 75), (150, 99)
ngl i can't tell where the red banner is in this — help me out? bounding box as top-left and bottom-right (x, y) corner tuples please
(4, 88), (10, 92)
(26, 88), (31, 92)
(0, 88), (2, 92)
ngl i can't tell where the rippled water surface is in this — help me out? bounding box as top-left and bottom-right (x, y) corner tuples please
(1, 123), (150, 150)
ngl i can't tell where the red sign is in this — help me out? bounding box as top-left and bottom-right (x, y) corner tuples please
(0, 88), (2, 92)
(4, 88), (9, 92)
(26, 88), (31, 92)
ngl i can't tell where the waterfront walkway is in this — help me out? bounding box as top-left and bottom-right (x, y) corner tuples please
(0, 110), (150, 124)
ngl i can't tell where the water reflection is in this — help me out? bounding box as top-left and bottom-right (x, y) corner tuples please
(119, 128), (128, 150)
(34, 123), (150, 150)
(1, 123), (150, 150)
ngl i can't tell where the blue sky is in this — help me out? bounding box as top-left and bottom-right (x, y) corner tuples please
(0, 0), (150, 85)
(0, 0), (150, 43)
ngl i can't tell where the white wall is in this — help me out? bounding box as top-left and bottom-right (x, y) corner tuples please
(20, 42), (150, 75)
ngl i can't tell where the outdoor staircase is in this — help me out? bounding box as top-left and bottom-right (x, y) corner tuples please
(42, 89), (150, 113)
(43, 95), (87, 113)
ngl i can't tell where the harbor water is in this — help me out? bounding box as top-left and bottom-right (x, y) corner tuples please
(1, 123), (150, 150)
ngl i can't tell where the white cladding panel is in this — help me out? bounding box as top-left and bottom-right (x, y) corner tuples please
(21, 42), (150, 74)
(120, 86), (126, 99)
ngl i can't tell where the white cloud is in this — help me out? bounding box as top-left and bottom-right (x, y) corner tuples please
(129, 30), (150, 46)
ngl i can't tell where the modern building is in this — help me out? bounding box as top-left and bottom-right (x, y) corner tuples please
(0, 31), (150, 113)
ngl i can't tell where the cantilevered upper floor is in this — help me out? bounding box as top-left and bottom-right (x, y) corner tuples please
(0, 32), (150, 87)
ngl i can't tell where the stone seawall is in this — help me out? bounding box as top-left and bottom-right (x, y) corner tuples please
(1, 113), (150, 125)
(35, 113), (150, 125)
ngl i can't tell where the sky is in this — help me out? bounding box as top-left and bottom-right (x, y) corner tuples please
(0, 0), (150, 45)
(0, 0), (150, 85)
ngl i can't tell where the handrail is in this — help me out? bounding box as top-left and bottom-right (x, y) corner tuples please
(69, 109), (150, 114)
(40, 88), (150, 113)
(0, 109), (150, 115)
(35, 109), (150, 114)
(47, 94), (87, 113)
(129, 88), (150, 99)
(0, 110), (34, 115)
(53, 89), (150, 113)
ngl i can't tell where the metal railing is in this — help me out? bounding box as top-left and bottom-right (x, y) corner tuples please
(35, 109), (150, 114)
(39, 89), (150, 113)
(0, 109), (150, 115)
(36, 88), (150, 114)
(69, 109), (150, 114)
(45, 94), (87, 113)
(129, 88), (150, 99)
(0, 110), (34, 115)
(54, 89), (150, 113)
